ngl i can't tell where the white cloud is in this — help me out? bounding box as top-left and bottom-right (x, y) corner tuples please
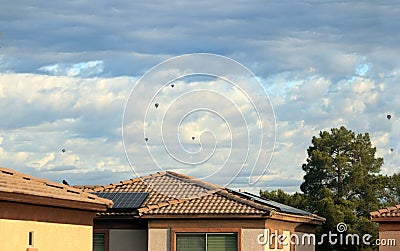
(0, 73), (133, 182)
(1, 0), (400, 192)
(1, 65), (400, 192)
(28, 153), (56, 169)
(39, 60), (104, 77)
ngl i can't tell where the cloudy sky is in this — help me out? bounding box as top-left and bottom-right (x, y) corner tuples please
(1, 1), (400, 193)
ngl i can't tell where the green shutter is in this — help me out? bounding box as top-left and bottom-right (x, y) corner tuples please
(176, 234), (206, 251)
(93, 233), (105, 251)
(207, 234), (238, 251)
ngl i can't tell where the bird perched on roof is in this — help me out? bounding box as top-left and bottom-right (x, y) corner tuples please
(62, 179), (69, 186)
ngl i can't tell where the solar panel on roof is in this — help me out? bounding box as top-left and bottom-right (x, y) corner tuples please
(93, 192), (118, 200)
(230, 190), (312, 216)
(112, 192), (149, 209)
(92, 192), (149, 210)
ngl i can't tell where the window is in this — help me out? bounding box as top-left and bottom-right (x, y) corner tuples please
(28, 231), (34, 246)
(93, 230), (109, 251)
(93, 233), (106, 251)
(176, 233), (238, 251)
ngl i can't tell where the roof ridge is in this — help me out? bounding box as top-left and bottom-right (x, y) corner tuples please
(217, 189), (274, 214)
(78, 171), (218, 194)
(75, 172), (171, 194)
(88, 173), (166, 192)
(370, 204), (400, 218)
(165, 171), (222, 191)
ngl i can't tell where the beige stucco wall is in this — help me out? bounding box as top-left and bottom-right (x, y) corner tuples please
(242, 229), (265, 251)
(295, 232), (316, 251)
(243, 229), (301, 251)
(0, 218), (93, 251)
(378, 231), (398, 251)
(109, 229), (147, 251)
(146, 227), (316, 251)
(148, 228), (170, 251)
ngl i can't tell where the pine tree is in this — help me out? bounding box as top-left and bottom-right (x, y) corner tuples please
(261, 126), (391, 250)
(300, 126), (384, 250)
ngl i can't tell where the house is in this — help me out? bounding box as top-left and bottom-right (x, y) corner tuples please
(370, 205), (400, 250)
(79, 171), (325, 251)
(0, 166), (113, 251)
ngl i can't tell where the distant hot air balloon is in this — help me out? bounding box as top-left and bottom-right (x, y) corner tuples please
(192, 136), (195, 141)
(387, 114), (392, 120)
(155, 103), (159, 109)
(145, 137), (149, 142)
(171, 84), (175, 88)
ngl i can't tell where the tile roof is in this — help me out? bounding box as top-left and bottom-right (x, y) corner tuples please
(80, 171), (322, 222)
(370, 205), (400, 220)
(79, 173), (176, 207)
(138, 192), (268, 216)
(0, 166), (113, 209)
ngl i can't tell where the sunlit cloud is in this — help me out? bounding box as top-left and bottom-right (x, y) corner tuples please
(39, 60), (104, 77)
(0, 0), (399, 192)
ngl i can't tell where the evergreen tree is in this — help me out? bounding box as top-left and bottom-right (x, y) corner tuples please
(261, 126), (392, 251)
(301, 126), (384, 250)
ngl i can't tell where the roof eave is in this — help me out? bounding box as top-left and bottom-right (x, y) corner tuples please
(0, 191), (110, 212)
(371, 216), (400, 222)
(139, 214), (272, 219)
(271, 211), (325, 225)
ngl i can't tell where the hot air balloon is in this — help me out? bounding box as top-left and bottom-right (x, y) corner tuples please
(387, 114), (392, 120)
(145, 137), (149, 142)
(61, 149), (66, 153)
(155, 103), (159, 109)
(171, 84), (175, 88)
(192, 136), (195, 141)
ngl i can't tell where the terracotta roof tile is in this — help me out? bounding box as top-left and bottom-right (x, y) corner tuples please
(0, 166), (112, 209)
(83, 171), (272, 216)
(79, 172), (213, 208)
(139, 193), (266, 215)
(370, 205), (400, 219)
(77, 171), (322, 222)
